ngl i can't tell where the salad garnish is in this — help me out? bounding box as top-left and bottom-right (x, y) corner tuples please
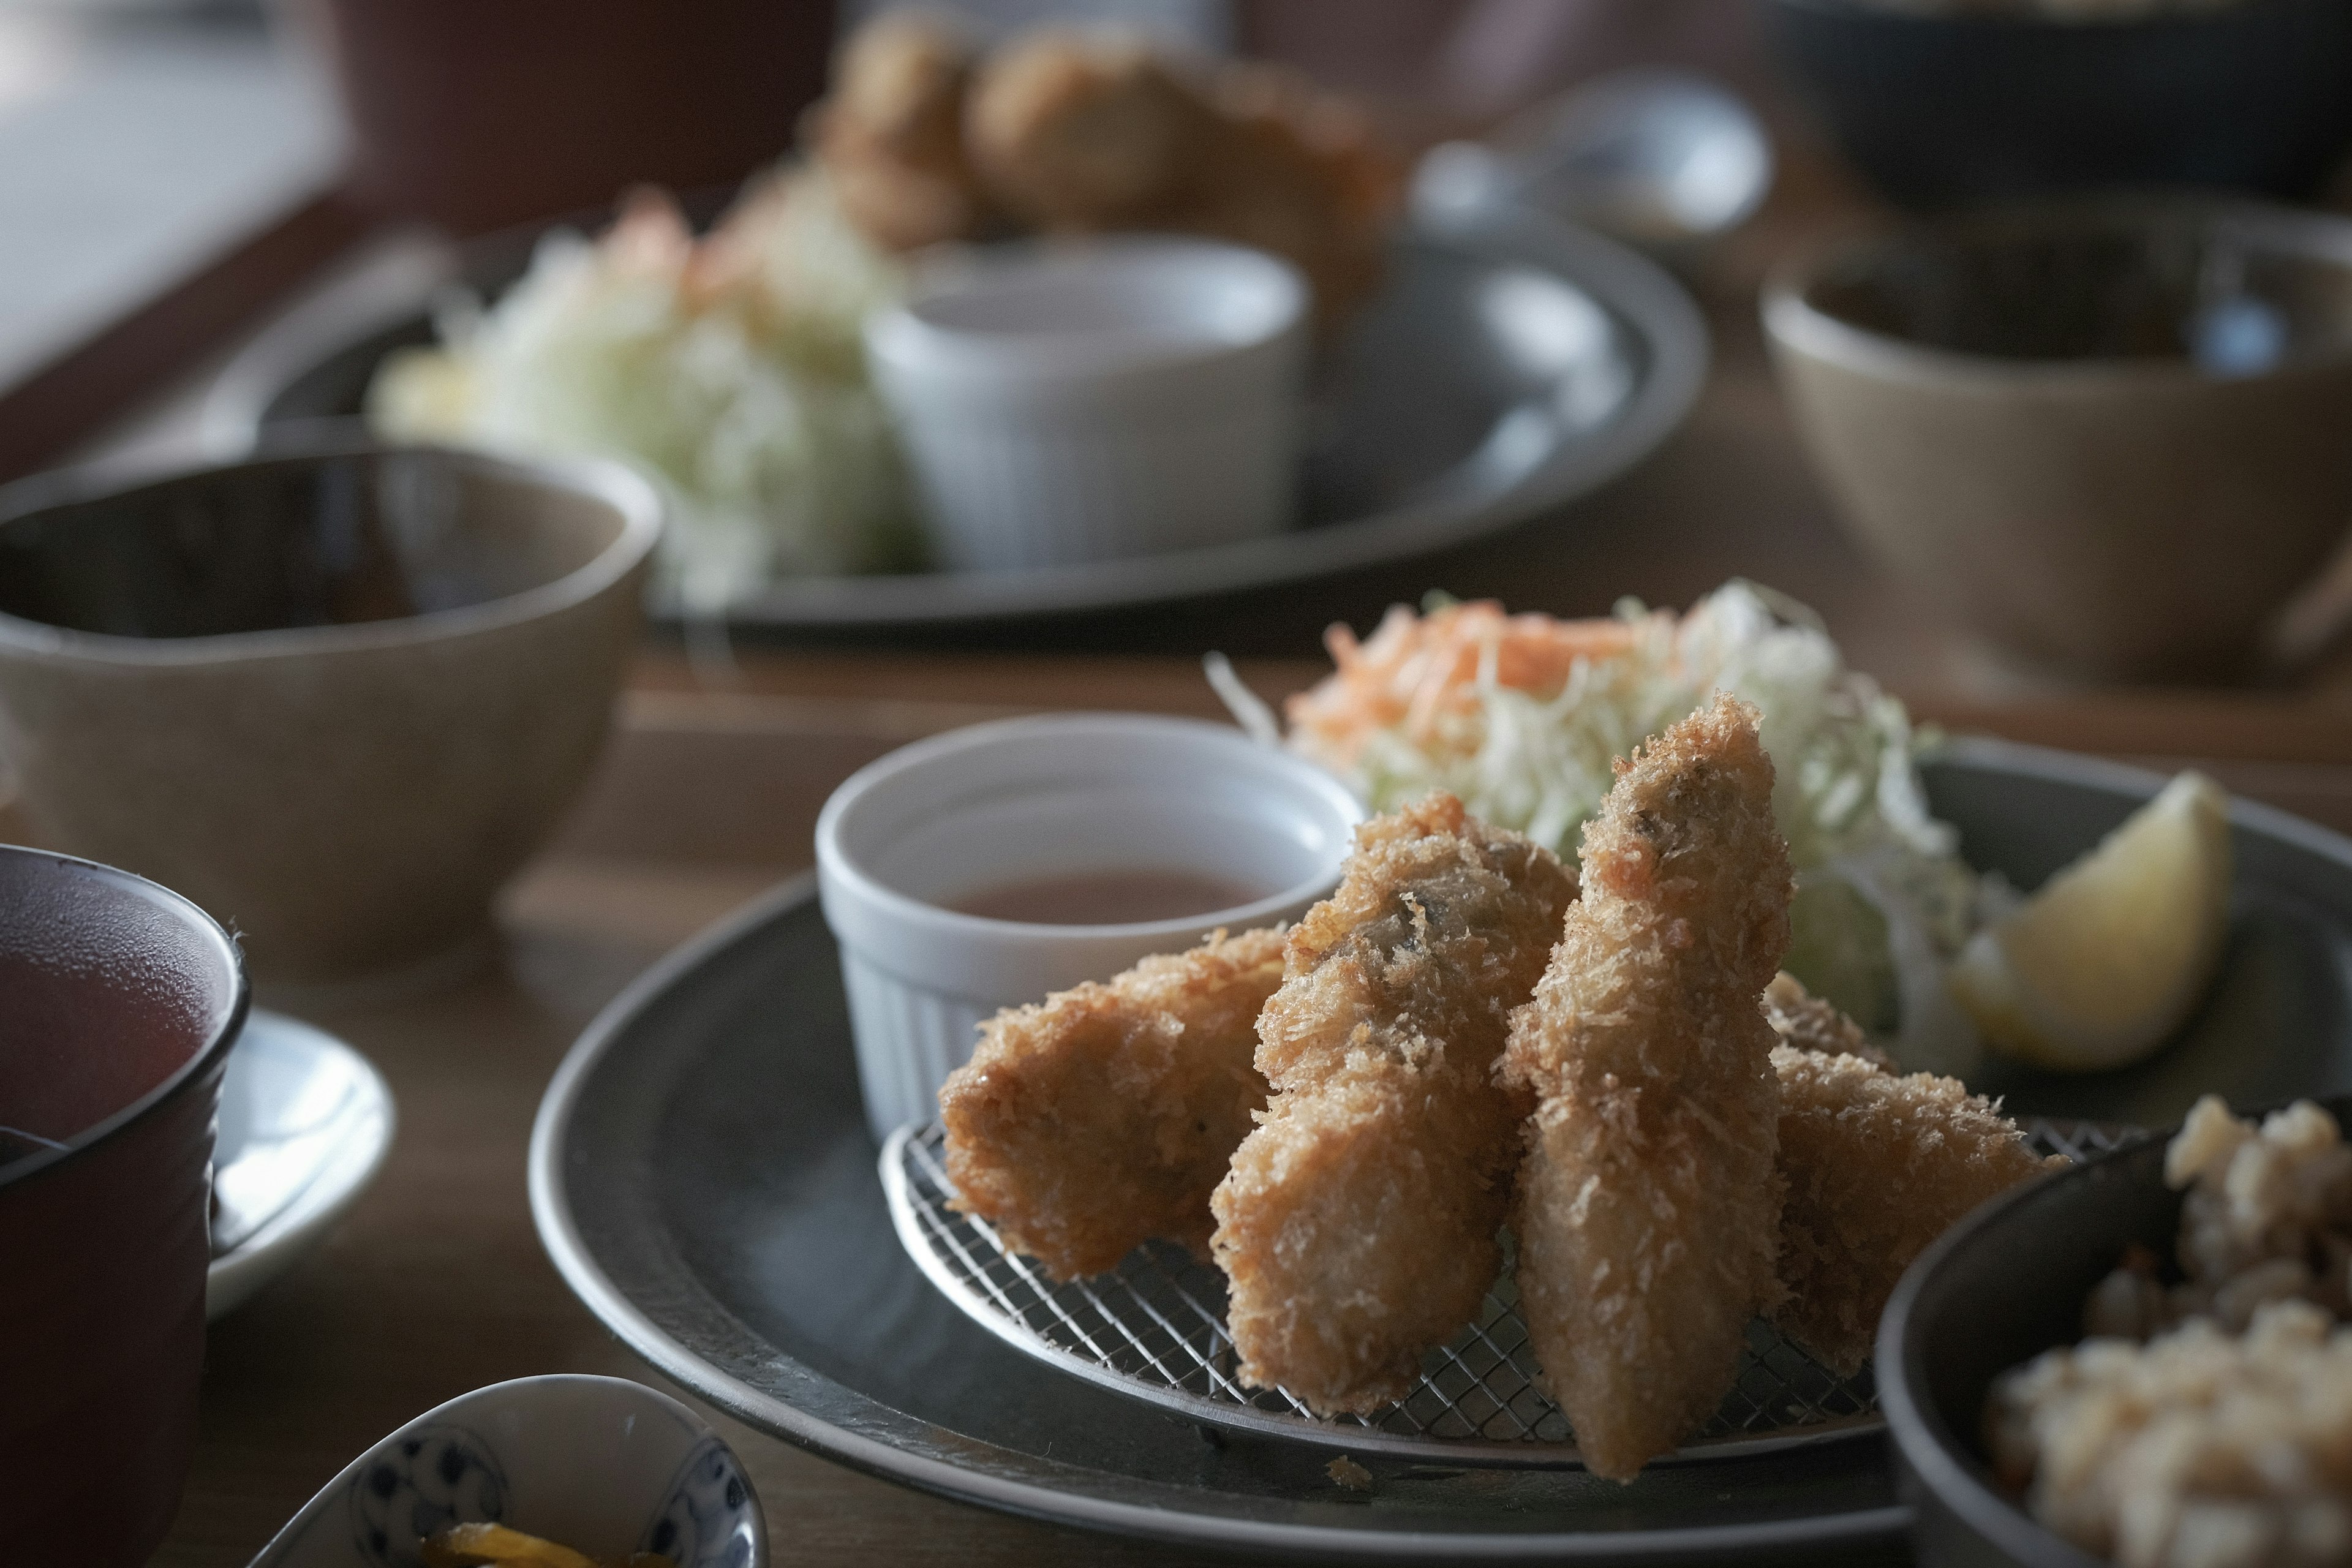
(1237, 581), (1996, 1070)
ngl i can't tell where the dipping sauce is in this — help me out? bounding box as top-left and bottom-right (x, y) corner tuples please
(950, 869), (1267, 926)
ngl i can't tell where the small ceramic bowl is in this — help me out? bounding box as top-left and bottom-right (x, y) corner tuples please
(251, 1374), (764, 1568)
(0, 441), (661, 987)
(865, 236), (1309, 572)
(1879, 1094), (2352, 1567)
(814, 713), (1363, 1139)
(0, 845), (247, 1568)
(1765, 198), (2352, 682)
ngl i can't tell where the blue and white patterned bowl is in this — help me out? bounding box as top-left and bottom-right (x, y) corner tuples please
(250, 1375), (764, 1568)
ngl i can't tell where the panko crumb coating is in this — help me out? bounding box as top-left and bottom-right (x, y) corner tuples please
(963, 30), (1216, 229)
(961, 31), (1399, 322)
(1502, 694), (1792, 1482)
(940, 927), (1286, 1280)
(813, 12), (991, 251)
(1770, 1038), (2059, 1376)
(1210, 793), (1578, 1415)
(1763, 970), (1894, 1071)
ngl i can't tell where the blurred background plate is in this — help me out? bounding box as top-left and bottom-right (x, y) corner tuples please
(525, 737), (2352, 1561)
(203, 209), (1706, 633)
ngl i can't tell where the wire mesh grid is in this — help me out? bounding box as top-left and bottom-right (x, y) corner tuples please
(881, 1115), (2139, 1466)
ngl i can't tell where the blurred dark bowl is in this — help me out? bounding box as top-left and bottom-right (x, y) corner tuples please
(1758, 0), (2352, 209)
(282, 0), (831, 236)
(0, 846), (246, 1567)
(1879, 1093), (2352, 1567)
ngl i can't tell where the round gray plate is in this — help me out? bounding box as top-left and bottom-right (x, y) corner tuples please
(526, 738), (2352, 1561)
(206, 212), (1706, 632)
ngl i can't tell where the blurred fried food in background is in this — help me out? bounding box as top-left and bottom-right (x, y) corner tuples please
(809, 11), (1404, 323)
(814, 12), (991, 251)
(968, 32), (1221, 228)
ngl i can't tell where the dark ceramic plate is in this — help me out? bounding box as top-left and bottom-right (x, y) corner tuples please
(204, 212), (1705, 633)
(526, 738), (2352, 1562)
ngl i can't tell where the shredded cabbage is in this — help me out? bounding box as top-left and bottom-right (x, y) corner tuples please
(1274, 581), (1991, 1072)
(366, 169), (919, 612)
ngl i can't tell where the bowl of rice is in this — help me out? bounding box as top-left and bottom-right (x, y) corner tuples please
(1882, 1092), (2352, 1567)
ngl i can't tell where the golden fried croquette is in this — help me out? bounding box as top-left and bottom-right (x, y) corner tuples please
(965, 31), (1217, 230)
(1502, 694), (1792, 1482)
(826, 13), (971, 172)
(1765, 969), (1894, 1070)
(962, 32), (1400, 323)
(813, 12), (989, 249)
(1771, 1037), (2059, 1376)
(1210, 794), (1577, 1415)
(1184, 62), (1400, 323)
(940, 927), (1286, 1280)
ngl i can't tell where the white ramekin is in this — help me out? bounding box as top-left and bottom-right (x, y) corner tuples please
(864, 236), (1310, 573)
(814, 713), (1363, 1139)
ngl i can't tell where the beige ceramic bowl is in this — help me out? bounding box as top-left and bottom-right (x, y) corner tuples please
(0, 443), (660, 987)
(1765, 200), (2352, 682)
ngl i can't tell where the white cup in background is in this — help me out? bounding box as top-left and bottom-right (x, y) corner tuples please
(814, 714), (1362, 1139)
(864, 236), (1310, 573)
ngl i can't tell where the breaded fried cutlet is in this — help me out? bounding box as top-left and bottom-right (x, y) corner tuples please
(814, 12), (990, 250)
(1502, 695), (1793, 1482)
(1771, 1034), (2059, 1376)
(1210, 794), (1578, 1415)
(940, 927), (1285, 1280)
(1763, 970), (1894, 1070)
(963, 31), (1216, 229)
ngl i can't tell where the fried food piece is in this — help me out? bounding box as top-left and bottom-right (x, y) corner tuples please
(1763, 969), (1894, 1069)
(813, 12), (989, 249)
(965, 30), (1218, 229)
(1758, 973), (2052, 1373)
(965, 33), (1401, 323)
(1502, 694), (1792, 1481)
(1771, 1036), (2059, 1376)
(1210, 794), (1578, 1414)
(940, 927), (1285, 1280)
(1183, 62), (1400, 323)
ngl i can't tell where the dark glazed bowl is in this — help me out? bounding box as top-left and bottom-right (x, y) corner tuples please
(1878, 1093), (2352, 1567)
(0, 442), (660, 987)
(1758, 0), (2352, 209)
(0, 846), (247, 1567)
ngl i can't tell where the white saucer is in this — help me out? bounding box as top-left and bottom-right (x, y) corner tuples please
(209, 1009), (396, 1319)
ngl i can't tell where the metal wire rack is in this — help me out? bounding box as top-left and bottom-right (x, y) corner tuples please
(881, 1116), (2136, 1468)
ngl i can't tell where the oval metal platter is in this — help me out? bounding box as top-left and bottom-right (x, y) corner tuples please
(205, 209), (1707, 633)
(527, 738), (2352, 1561)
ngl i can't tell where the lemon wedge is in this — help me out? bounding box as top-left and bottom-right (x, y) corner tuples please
(1950, 771), (2232, 1072)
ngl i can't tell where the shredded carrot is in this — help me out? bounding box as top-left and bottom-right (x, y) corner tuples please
(1284, 601), (1642, 766)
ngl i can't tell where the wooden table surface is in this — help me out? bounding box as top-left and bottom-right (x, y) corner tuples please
(17, 121), (2342, 1566)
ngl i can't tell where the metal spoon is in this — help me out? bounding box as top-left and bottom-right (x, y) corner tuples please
(1412, 68), (1774, 252)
